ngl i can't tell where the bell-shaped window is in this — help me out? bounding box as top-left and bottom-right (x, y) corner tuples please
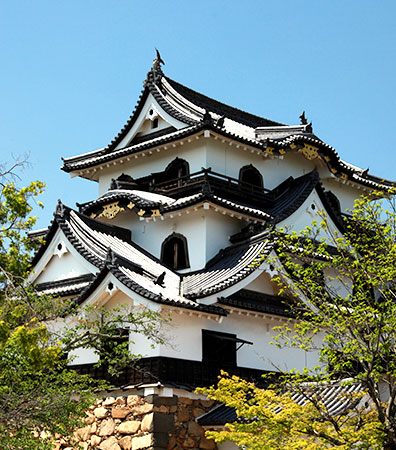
(165, 158), (189, 186)
(161, 233), (190, 270)
(325, 191), (342, 216)
(239, 165), (263, 189)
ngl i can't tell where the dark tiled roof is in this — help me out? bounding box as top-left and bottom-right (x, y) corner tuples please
(197, 403), (237, 426)
(35, 273), (94, 297)
(31, 203), (277, 308)
(165, 76), (283, 129)
(182, 232), (274, 299)
(197, 379), (365, 426)
(76, 250), (228, 316)
(218, 289), (294, 318)
(62, 124), (203, 172)
(78, 190), (161, 214)
(60, 65), (395, 191)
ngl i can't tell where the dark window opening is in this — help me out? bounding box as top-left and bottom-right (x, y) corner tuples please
(165, 158), (190, 186)
(239, 165), (263, 189)
(202, 330), (237, 366)
(151, 118), (158, 129)
(325, 191), (342, 216)
(161, 233), (190, 270)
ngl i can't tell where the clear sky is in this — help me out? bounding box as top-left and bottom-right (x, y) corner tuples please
(1, 0), (395, 229)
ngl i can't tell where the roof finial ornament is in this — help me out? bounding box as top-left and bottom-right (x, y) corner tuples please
(56, 199), (65, 218)
(152, 48), (165, 82)
(154, 271), (166, 287)
(299, 111), (308, 125)
(154, 48), (165, 68)
(202, 109), (213, 125)
(216, 115), (225, 129)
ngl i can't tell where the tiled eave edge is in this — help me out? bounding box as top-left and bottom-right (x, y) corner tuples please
(35, 273), (94, 297)
(182, 235), (274, 300)
(62, 121), (395, 192)
(75, 259), (228, 317)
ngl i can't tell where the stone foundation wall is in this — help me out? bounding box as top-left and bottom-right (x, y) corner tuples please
(56, 393), (217, 450)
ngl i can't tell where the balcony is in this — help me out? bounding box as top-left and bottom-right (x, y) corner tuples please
(151, 169), (274, 207)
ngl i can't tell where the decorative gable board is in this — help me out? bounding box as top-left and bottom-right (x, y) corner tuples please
(30, 228), (97, 284)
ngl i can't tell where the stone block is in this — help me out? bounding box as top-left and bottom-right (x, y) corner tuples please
(132, 433), (154, 450)
(141, 413), (154, 432)
(154, 405), (170, 414)
(167, 436), (177, 449)
(177, 407), (190, 422)
(75, 425), (91, 441)
(85, 413), (95, 424)
(91, 422), (97, 434)
(99, 418), (116, 436)
(119, 435), (133, 450)
(188, 421), (204, 436)
(134, 403), (154, 415)
(91, 435), (102, 446)
(94, 407), (108, 419)
(199, 437), (216, 449)
(192, 408), (205, 418)
(116, 396), (127, 405)
(118, 420), (141, 434)
(103, 397), (117, 406)
(99, 436), (121, 450)
(182, 437), (196, 448)
(127, 395), (143, 406)
(199, 399), (215, 408)
(112, 406), (132, 419)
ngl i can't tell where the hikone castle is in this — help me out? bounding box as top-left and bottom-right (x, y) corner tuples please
(28, 53), (394, 450)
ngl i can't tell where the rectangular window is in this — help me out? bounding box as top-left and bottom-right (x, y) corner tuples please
(202, 330), (237, 366)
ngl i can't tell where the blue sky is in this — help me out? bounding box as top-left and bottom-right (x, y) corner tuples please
(1, 1), (395, 228)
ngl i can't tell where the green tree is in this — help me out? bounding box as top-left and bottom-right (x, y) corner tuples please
(199, 191), (396, 449)
(0, 160), (165, 449)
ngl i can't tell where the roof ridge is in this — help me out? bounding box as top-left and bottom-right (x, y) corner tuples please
(164, 76), (285, 128)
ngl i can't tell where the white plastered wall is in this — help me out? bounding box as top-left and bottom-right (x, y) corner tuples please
(321, 177), (364, 212)
(102, 208), (241, 272)
(152, 310), (320, 372)
(97, 137), (207, 196)
(205, 139), (322, 190)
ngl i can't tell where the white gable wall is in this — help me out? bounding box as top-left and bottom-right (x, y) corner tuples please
(115, 93), (187, 150)
(35, 252), (91, 284)
(30, 228), (98, 284)
(278, 189), (343, 242)
(244, 272), (278, 295)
